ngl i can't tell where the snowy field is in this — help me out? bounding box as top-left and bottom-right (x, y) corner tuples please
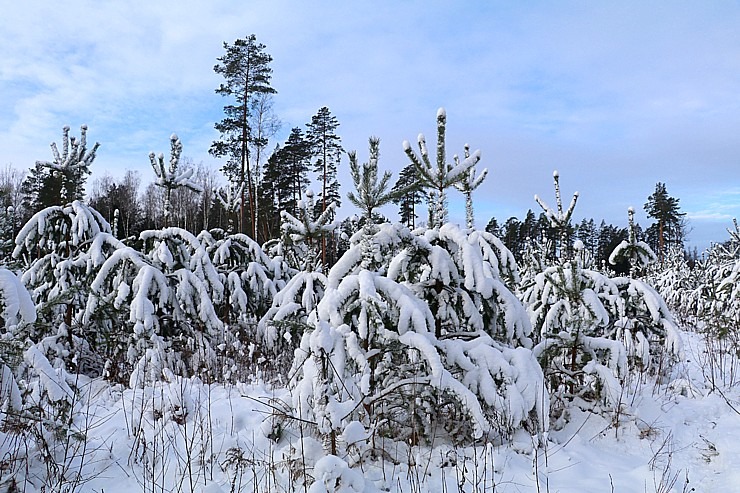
(4, 327), (735, 493)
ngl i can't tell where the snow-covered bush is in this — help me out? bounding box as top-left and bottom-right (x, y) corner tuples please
(610, 276), (682, 371)
(522, 252), (627, 410)
(13, 201), (112, 373)
(308, 455), (368, 493)
(84, 227), (223, 386)
(0, 269), (35, 423)
(609, 207), (657, 278)
(388, 223), (527, 346)
(285, 142), (547, 452)
(258, 191), (335, 371)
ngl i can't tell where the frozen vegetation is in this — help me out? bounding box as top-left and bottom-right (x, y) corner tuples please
(0, 111), (738, 492)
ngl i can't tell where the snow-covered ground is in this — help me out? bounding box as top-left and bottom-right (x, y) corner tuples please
(6, 327), (737, 493)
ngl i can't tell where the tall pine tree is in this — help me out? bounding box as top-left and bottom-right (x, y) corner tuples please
(305, 106), (343, 265)
(644, 182), (686, 263)
(391, 162), (423, 228)
(210, 34), (276, 237)
(261, 128), (311, 240)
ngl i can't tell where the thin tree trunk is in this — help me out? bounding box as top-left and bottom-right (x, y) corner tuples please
(321, 128), (328, 266)
(659, 220), (664, 265)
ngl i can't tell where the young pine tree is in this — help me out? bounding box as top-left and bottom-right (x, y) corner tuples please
(150, 134), (204, 224)
(402, 108), (480, 228)
(22, 125), (100, 214)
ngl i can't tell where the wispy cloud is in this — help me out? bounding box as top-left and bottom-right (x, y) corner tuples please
(1, 1), (740, 249)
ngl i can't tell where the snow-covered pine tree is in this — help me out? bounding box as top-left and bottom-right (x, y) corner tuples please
(346, 137), (405, 268)
(0, 268), (36, 422)
(199, 229), (283, 324)
(603, 209), (682, 371)
(0, 206), (17, 265)
(216, 182), (243, 234)
(524, 176), (681, 414)
(518, 235), (554, 290)
(388, 224), (527, 345)
(36, 125), (100, 205)
(648, 246), (697, 324)
(534, 170), (578, 260)
(452, 144), (488, 229)
(287, 141), (546, 453)
(257, 191), (335, 369)
(150, 134), (204, 222)
(292, 233), (547, 447)
(402, 108), (481, 228)
(609, 274), (682, 372)
(13, 201), (112, 374)
(198, 228), (291, 379)
(84, 227), (224, 386)
(276, 190), (336, 273)
(609, 207), (657, 278)
(524, 174), (629, 411)
(522, 242), (628, 412)
(691, 220), (740, 341)
(729, 217), (740, 244)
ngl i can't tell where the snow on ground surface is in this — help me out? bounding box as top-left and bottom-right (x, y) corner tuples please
(26, 327), (738, 493)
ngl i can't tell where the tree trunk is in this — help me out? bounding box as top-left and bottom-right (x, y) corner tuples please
(321, 128), (328, 267)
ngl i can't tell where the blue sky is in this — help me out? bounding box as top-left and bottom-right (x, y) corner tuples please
(2, 1), (739, 251)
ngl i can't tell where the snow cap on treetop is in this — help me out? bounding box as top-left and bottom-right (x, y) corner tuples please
(170, 133), (178, 141)
(63, 125), (70, 132)
(573, 239), (584, 251)
(437, 107), (446, 118)
(553, 170), (559, 178)
(80, 124), (88, 130)
(628, 206), (635, 213)
(402, 140), (411, 151)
